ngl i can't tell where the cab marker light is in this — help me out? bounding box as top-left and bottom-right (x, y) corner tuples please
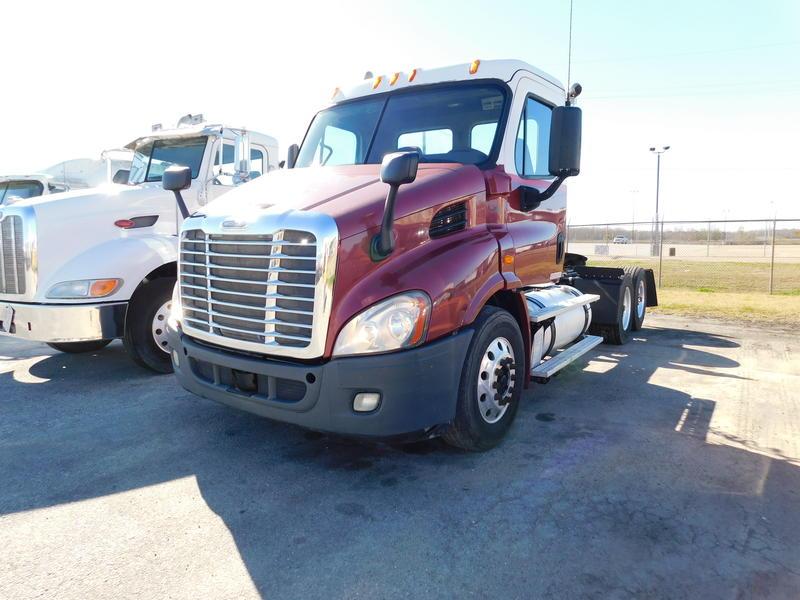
(408, 68), (418, 82)
(389, 72), (400, 86)
(331, 86), (341, 100)
(373, 75), (383, 89)
(469, 59), (480, 75)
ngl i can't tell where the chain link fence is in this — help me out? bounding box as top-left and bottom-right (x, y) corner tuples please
(567, 219), (800, 294)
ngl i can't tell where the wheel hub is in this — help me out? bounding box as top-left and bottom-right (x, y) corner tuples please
(152, 300), (172, 354)
(477, 337), (516, 424)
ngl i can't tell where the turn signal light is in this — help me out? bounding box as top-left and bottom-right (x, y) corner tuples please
(89, 279), (121, 297)
(114, 219), (135, 229)
(469, 59), (480, 75)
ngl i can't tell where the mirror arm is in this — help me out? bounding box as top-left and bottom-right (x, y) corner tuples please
(370, 185), (399, 261)
(521, 176), (566, 211)
(172, 190), (190, 219)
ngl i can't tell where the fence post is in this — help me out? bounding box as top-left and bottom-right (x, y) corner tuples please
(769, 218), (777, 294)
(658, 220), (665, 287)
(706, 221), (711, 257)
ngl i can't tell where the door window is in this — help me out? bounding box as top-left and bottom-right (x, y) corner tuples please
(515, 96), (552, 177)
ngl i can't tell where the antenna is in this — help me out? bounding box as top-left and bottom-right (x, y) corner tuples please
(566, 0), (574, 102)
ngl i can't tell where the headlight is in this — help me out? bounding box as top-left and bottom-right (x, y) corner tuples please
(46, 278), (122, 299)
(333, 291), (431, 357)
(167, 283), (182, 329)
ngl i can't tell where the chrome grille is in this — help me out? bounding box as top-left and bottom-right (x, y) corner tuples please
(0, 215), (25, 295)
(180, 228), (319, 351)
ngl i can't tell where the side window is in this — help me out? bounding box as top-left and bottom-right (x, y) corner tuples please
(250, 148), (264, 176)
(515, 96), (552, 177)
(470, 123), (497, 155)
(397, 129), (453, 155)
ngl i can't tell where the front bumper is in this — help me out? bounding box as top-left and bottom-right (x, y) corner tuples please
(168, 324), (473, 438)
(0, 301), (127, 342)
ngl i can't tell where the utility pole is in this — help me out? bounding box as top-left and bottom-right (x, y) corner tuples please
(649, 146), (670, 256)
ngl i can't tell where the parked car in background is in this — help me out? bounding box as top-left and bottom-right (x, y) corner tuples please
(612, 234), (629, 244)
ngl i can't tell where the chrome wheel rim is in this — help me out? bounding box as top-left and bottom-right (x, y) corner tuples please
(477, 336), (516, 424)
(636, 279), (646, 320)
(621, 286), (632, 331)
(152, 300), (171, 353)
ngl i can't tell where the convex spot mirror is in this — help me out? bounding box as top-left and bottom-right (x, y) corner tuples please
(162, 165), (192, 191)
(549, 105), (582, 177)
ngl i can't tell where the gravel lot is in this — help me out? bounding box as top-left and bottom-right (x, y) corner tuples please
(1, 314), (798, 599)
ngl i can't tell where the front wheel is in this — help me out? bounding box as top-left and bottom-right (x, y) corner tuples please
(442, 306), (525, 452)
(122, 277), (175, 374)
(47, 340), (112, 353)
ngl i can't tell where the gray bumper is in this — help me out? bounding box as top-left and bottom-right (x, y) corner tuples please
(168, 324), (473, 438)
(0, 301), (127, 343)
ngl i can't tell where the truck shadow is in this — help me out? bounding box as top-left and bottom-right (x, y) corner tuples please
(0, 326), (798, 598)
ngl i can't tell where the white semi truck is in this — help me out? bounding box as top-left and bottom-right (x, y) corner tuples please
(1, 149), (134, 205)
(0, 115), (279, 373)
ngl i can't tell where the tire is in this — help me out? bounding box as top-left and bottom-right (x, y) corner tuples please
(599, 272), (635, 345)
(442, 306), (525, 452)
(625, 266), (647, 331)
(122, 277), (175, 374)
(47, 339), (112, 353)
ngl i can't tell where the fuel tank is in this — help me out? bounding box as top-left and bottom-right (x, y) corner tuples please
(525, 285), (593, 364)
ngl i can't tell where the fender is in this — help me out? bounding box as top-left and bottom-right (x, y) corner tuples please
(35, 234), (177, 304)
(327, 224), (502, 356)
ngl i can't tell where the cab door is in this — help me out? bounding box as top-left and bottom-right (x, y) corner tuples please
(502, 78), (566, 286)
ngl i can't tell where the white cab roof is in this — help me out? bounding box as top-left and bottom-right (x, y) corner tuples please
(125, 124), (278, 150)
(333, 59), (565, 104)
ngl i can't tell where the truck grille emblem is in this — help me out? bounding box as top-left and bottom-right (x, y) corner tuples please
(222, 219), (248, 229)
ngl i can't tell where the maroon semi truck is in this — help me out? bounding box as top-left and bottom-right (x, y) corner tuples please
(164, 59), (656, 451)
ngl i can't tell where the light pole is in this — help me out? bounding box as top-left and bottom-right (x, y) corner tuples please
(649, 145), (670, 256)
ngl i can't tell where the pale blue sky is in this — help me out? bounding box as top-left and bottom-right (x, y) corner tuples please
(3, 0), (799, 222)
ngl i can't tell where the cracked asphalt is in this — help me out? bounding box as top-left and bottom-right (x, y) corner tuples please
(0, 314), (798, 599)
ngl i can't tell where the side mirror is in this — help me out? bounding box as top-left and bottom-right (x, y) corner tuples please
(162, 165), (192, 191)
(372, 151), (420, 260)
(380, 150), (419, 186)
(162, 165), (191, 220)
(549, 105), (582, 177)
(286, 144), (300, 169)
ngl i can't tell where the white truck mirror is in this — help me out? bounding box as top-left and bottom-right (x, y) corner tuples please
(234, 131), (251, 184)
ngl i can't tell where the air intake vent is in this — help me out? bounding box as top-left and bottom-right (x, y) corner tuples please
(429, 202), (467, 238)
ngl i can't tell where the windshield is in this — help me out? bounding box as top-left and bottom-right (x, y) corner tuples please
(0, 180), (44, 204)
(296, 83), (508, 168)
(129, 136), (207, 185)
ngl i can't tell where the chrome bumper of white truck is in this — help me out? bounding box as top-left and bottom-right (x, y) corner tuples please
(0, 301), (127, 343)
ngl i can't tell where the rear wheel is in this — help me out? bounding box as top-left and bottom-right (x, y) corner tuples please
(47, 340), (112, 353)
(122, 278), (175, 374)
(443, 306), (525, 452)
(625, 266), (647, 330)
(589, 271), (634, 346)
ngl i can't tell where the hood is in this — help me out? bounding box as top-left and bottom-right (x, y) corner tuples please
(9, 182), (132, 208)
(202, 164), (486, 239)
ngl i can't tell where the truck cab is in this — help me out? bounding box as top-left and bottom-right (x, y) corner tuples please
(166, 62), (656, 450)
(0, 174), (69, 205)
(0, 115), (279, 373)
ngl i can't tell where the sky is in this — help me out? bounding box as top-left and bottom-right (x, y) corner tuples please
(2, 0), (799, 223)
